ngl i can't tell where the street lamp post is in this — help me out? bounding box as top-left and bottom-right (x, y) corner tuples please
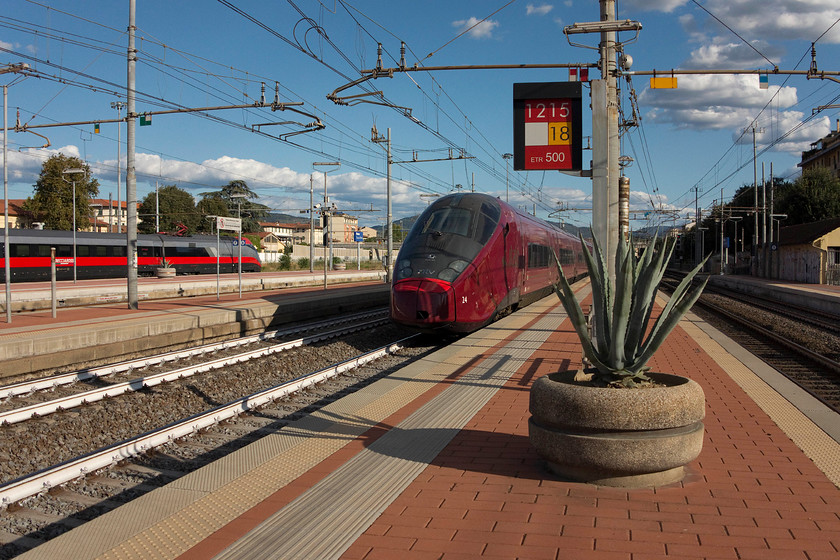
(62, 168), (86, 284)
(230, 193), (247, 298)
(730, 216), (742, 273)
(502, 153), (513, 203)
(313, 162), (340, 289)
(2, 62), (30, 323)
(110, 101), (124, 233)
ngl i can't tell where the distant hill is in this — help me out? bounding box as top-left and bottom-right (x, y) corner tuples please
(264, 212), (309, 224)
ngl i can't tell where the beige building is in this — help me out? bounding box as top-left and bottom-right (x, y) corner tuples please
(763, 217), (840, 284)
(259, 221), (324, 245)
(2, 199), (135, 232)
(325, 213), (359, 243)
(799, 119), (840, 178)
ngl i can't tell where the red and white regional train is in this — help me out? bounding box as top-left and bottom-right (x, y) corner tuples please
(390, 193), (587, 334)
(0, 229), (261, 282)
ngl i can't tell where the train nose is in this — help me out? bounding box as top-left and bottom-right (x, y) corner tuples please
(391, 278), (455, 327)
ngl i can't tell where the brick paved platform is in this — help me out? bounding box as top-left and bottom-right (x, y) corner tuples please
(16, 287), (840, 560)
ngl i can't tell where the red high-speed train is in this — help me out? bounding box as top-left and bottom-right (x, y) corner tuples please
(390, 193), (587, 333)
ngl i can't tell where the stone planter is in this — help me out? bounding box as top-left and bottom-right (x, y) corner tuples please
(155, 267), (176, 278)
(529, 370), (705, 488)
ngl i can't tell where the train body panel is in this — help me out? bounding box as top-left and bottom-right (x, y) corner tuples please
(390, 193), (586, 334)
(0, 229), (261, 282)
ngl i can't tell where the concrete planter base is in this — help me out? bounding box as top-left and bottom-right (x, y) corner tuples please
(528, 370), (705, 488)
(155, 267), (176, 278)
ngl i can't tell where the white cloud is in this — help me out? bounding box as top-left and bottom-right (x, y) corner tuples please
(526, 4), (553, 16)
(685, 39), (783, 68)
(639, 74), (825, 155)
(641, 74), (797, 112)
(452, 17), (499, 39)
(622, 0), (688, 13)
(683, 1), (840, 44)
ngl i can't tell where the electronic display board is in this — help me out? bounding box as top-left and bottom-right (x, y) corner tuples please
(513, 82), (583, 172)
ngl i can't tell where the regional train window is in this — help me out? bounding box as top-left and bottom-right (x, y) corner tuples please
(112, 246), (126, 257)
(37, 245), (51, 257)
(174, 246), (201, 257)
(12, 244), (30, 257)
(56, 245), (71, 257)
(77, 246), (90, 257)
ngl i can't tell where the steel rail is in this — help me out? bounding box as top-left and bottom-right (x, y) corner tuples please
(0, 309), (387, 400)
(0, 316), (389, 425)
(0, 335), (416, 508)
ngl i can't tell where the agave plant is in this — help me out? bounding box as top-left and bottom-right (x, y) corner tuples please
(554, 232), (708, 387)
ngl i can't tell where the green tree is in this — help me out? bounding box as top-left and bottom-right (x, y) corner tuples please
(775, 167), (840, 225)
(23, 154), (99, 230)
(200, 180), (269, 233)
(138, 185), (199, 234)
(196, 195), (230, 233)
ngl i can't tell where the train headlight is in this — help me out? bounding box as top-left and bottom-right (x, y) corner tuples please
(449, 260), (468, 273)
(438, 268), (458, 282)
(438, 259), (469, 282)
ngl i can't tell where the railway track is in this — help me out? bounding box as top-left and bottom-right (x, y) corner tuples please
(0, 315), (441, 558)
(662, 273), (840, 414)
(0, 309), (390, 423)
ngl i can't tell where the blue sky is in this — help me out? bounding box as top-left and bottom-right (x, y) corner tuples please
(2, 0), (840, 230)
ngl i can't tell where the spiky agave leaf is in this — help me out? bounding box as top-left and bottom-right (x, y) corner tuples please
(624, 235), (674, 363)
(578, 233), (612, 356)
(607, 233), (634, 370)
(552, 251), (613, 376)
(629, 256), (709, 374)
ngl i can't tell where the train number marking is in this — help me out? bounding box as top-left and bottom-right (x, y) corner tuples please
(461, 296), (468, 304)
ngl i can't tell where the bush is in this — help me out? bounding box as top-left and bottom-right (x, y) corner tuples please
(297, 257), (309, 269)
(279, 254), (292, 270)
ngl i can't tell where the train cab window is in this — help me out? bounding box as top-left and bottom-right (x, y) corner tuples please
(421, 207), (472, 237)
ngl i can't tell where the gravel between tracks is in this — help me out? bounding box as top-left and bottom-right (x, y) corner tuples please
(0, 323), (440, 556)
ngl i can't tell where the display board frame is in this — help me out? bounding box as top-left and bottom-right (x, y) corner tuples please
(513, 82), (583, 172)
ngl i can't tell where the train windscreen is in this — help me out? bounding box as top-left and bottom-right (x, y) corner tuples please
(395, 194), (500, 283)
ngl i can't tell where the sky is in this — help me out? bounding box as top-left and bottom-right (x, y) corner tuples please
(2, 0), (840, 231)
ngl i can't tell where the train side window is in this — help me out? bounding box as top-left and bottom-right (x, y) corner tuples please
(37, 245), (51, 257)
(56, 245), (72, 257)
(94, 246), (107, 257)
(138, 246), (153, 258)
(13, 244), (31, 257)
(112, 246), (126, 257)
(77, 245), (90, 257)
(528, 243), (551, 268)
